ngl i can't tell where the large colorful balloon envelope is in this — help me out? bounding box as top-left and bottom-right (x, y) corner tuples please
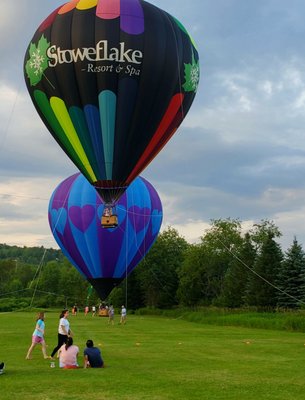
(48, 173), (163, 299)
(24, 0), (200, 205)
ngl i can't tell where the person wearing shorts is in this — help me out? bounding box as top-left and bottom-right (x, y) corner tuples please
(26, 312), (49, 359)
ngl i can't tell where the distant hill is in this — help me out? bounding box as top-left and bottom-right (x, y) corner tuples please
(0, 243), (64, 265)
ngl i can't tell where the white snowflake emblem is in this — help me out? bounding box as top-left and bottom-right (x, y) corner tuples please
(25, 34), (50, 86)
(29, 49), (45, 76)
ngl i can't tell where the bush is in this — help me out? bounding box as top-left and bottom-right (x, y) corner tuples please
(135, 306), (305, 333)
(0, 297), (31, 311)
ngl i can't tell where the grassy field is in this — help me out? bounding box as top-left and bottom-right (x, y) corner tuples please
(1, 310), (305, 400)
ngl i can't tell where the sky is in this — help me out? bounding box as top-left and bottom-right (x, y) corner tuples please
(1, 0), (305, 250)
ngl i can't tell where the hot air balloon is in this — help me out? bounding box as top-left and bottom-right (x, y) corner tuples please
(24, 0), (200, 218)
(48, 173), (163, 300)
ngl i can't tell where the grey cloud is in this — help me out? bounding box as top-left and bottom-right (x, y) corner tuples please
(145, 125), (305, 198)
(2, 0), (305, 248)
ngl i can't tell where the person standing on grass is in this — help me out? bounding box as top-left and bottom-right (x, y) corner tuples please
(83, 339), (104, 368)
(92, 305), (96, 316)
(74, 305), (78, 316)
(120, 305), (127, 324)
(50, 309), (73, 360)
(108, 304), (114, 325)
(26, 312), (50, 360)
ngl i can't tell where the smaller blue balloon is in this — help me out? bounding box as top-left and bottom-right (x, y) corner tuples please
(48, 173), (163, 299)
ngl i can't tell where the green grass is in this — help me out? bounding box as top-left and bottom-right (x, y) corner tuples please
(1, 311), (305, 399)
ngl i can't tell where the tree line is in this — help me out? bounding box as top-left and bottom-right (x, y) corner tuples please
(1, 219), (305, 311)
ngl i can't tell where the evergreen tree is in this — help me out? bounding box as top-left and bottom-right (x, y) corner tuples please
(277, 237), (305, 309)
(220, 233), (256, 307)
(245, 233), (283, 308)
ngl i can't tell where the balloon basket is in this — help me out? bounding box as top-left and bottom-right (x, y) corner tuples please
(101, 214), (118, 228)
(98, 308), (109, 317)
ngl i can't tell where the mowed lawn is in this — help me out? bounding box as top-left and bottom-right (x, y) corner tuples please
(1, 311), (305, 400)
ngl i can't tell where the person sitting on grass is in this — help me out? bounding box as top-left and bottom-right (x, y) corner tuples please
(59, 337), (79, 369)
(83, 339), (104, 368)
(0, 362), (5, 375)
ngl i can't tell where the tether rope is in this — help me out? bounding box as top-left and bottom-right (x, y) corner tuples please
(217, 237), (305, 306)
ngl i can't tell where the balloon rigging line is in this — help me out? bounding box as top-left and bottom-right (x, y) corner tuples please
(43, 73), (55, 90)
(142, 258), (177, 303)
(29, 248), (47, 308)
(3, 236), (299, 310)
(0, 191), (160, 219)
(0, 191), (159, 219)
(217, 237), (305, 306)
(26, 188), (71, 306)
(29, 260), (45, 289)
(1, 182), (159, 308)
(0, 82), (21, 153)
(124, 188), (132, 309)
(0, 287), (81, 316)
(29, 254), (51, 289)
(0, 287), (70, 299)
(0, 288), (30, 297)
(28, 185), (68, 308)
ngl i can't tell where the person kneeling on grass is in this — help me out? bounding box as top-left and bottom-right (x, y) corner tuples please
(84, 339), (104, 368)
(59, 337), (79, 369)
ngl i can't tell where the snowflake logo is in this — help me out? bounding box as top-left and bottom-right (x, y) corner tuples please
(25, 35), (50, 86)
(182, 56), (200, 93)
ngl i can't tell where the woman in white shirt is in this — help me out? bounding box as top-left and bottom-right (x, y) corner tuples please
(50, 309), (73, 359)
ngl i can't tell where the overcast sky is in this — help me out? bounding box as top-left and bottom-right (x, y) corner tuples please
(1, 0), (305, 250)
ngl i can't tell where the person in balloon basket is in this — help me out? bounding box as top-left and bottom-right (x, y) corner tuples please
(26, 311), (50, 360)
(59, 336), (79, 369)
(83, 340), (104, 369)
(120, 305), (127, 325)
(50, 309), (73, 360)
